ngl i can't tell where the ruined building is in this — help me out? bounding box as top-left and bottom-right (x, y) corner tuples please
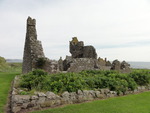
(59, 38), (131, 73)
(111, 60), (131, 73)
(22, 17), (58, 74)
(70, 37), (97, 59)
(59, 38), (112, 72)
(22, 17), (131, 74)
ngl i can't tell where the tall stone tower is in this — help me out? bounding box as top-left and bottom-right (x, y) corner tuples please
(22, 17), (45, 74)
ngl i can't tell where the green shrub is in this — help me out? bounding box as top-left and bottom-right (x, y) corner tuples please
(20, 69), (48, 90)
(32, 69), (48, 76)
(19, 69), (150, 95)
(49, 73), (86, 93)
(129, 70), (150, 86)
(36, 57), (46, 69)
(19, 91), (29, 95)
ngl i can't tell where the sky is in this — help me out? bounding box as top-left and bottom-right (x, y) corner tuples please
(0, 0), (150, 61)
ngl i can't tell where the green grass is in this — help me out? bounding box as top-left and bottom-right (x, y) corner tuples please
(0, 72), (20, 113)
(31, 91), (150, 113)
(0, 60), (21, 113)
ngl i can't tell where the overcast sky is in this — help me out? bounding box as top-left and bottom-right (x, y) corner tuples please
(0, 0), (150, 61)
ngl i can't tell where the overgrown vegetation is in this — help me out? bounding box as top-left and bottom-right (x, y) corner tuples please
(36, 57), (46, 69)
(129, 69), (150, 86)
(19, 69), (150, 94)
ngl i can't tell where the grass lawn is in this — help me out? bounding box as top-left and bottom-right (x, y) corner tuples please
(31, 91), (150, 113)
(0, 72), (20, 113)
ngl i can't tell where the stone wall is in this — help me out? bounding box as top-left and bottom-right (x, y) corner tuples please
(70, 37), (97, 59)
(61, 57), (111, 72)
(22, 17), (45, 74)
(111, 60), (131, 73)
(22, 17), (59, 74)
(11, 76), (150, 113)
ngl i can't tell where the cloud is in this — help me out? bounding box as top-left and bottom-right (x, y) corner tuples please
(0, 0), (150, 61)
(98, 45), (150, 62)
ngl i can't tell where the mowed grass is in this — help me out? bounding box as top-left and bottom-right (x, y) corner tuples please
(0, 72), (19, 113)
(31, 91), (150, 113)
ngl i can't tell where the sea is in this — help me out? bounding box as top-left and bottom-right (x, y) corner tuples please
(6, 59), (150, 69)
(128, 62), (150, 69)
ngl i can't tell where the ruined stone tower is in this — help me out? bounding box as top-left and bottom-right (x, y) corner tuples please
(22, 17), (45, 74)
(70, 37), (97, 59)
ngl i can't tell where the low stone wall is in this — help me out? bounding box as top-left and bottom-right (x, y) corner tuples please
(11, 76), (150, 113)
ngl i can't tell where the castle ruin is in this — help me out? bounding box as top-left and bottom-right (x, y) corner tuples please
(22, 17), (131, 74)
(70, 37), (97, 59)
(22, 17), (59, 74)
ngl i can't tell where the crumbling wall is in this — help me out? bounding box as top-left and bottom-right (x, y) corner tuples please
(22, 17), (45, 74)
(62, 56), (111, 72)
(111, 60), (131, 73)
(68, 58), (96, 72)
(70, 37), (97, 59)
(22, 17), (58, 74)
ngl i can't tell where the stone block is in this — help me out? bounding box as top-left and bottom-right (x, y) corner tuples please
(70, 92), (78, 103)
(31, 95), (38, 100)
(37, 92), (46, 97)
(13, 95), (30, 104)
(46, 91), (57, 100)
(12, 106), (21, 113)
(61, 91), (70, 104)
(40, 100), (55, 108)
(37, 97), (46, 104)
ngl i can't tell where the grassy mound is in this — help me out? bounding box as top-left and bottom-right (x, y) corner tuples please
(0, 56), (22, 72)
(0, 56), (9, 72)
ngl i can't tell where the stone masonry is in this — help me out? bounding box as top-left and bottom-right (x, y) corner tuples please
(111, 60), (131, 73)
(22, 17), (45, 74)
(70, 37), (97, 59)
(58, 37), (131, 73)
(58, 37), (111, 72)
(22, 17), (58, 74)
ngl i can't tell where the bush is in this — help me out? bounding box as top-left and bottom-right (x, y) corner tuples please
(20, 69), (48, 90)
(36, 57), (46, 69)
(49, 73), (86, 93)
(129, 70), (150, 86)
(32, 69), (48, 76)
(19, 69), (150, 94)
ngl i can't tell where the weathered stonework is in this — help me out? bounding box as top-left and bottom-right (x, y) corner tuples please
(58, 57), (64, 71)
(120, 61), (131, 73)
(22, 17), (58, 74)
(60, 38), (114, 72)
(61, 56), (111, 72)
(22, 17), (45, 73)
(111, 60), (131, 73)
(70, 37), (97, 59)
